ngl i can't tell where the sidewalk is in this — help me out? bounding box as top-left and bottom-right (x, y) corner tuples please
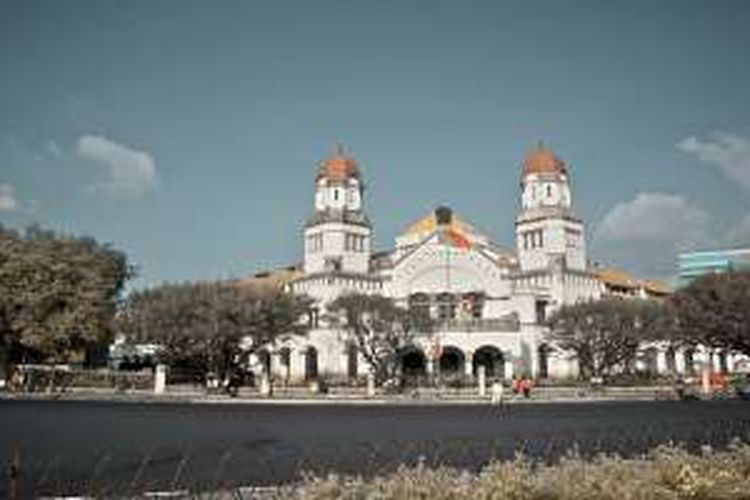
(0, 384), (684, 405)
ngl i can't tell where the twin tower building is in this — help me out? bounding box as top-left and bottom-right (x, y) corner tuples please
(276, 144), (602, 382)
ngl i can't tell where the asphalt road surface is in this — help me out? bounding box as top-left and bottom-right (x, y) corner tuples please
(1, 399), (750, 496)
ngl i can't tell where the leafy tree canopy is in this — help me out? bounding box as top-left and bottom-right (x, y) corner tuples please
(0, 224), (131, 364)
(546, 298), (669, 379)
(671, 271), (750, 356)
(118, 280), (311, 379)
(327, 293), (431, 385)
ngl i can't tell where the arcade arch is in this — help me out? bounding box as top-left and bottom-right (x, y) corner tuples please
(472, 345), (505, 379)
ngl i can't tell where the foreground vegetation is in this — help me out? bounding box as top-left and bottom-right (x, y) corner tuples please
(290, 442), (750, 500)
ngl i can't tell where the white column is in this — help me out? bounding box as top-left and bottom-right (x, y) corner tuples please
(464, 350), (474, 377)
(260, 373), (271, 396)
(656, 350), (668, 375)
(366, 371), (375, 398)
(426, 358), (435, 377)
(154, 364), (167, 395)
(701, 363), (711, 395)
(503, 353), (514, 381)
(477, 365), (486, 397)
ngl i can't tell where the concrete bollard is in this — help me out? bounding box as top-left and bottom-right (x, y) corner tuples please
(154, 364), (167, 395)
(260, 373), (271, 396)
(478, 365), (486, 398)
(309, 379), (320, 394)
(366, 371), (375, 398)
(701, 363), (711, 396)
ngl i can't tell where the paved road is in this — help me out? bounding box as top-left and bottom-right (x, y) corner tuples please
(1, 399), (749, 496)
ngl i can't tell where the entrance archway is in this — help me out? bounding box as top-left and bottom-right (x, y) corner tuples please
(641, 347), (659, 375)
(347, 343), (358, 379)
(257, 349), (271, 375)
(278, 347), (291, 382)
(400, 347), (427, 376)
(439, 346), (465, 377)
(538, 344), (551, 379)
(472, 345), (505, 379)
(304, 346), (318, 380)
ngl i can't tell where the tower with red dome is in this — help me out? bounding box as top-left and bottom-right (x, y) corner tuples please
(515, 143), (586, 272)
(303, 145), (372, 275)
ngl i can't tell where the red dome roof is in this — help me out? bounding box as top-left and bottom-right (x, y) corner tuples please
(523, 144), (567, 176)
(317, 146), (360, 182)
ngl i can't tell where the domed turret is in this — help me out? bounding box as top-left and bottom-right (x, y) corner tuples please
(304, 144), (371, 275)
(516, 142), (586, 273)
(316, 145), (360, 182)
(523, 143), (567, 176)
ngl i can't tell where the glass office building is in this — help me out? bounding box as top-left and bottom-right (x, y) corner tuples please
(678, 248), (750, 286)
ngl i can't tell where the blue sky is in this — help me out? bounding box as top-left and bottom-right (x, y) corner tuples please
(1, 0), (749, 287)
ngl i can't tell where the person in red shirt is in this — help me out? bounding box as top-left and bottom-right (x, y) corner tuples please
(521, 377), (533, 398)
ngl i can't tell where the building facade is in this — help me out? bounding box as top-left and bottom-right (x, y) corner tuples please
(251, 146), (741, 383)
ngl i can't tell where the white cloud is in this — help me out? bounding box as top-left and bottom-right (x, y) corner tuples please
(677, 132), (750, 193)
(0, 183), (18, 211)
(597, 192), (710, 247)
(76, 134), (157, 196)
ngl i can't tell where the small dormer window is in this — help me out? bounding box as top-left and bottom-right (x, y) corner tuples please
(546, 185), (552, 197)
(333, 189), (339, 201)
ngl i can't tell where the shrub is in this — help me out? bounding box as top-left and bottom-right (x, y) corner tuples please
(292, 441), (750, 499)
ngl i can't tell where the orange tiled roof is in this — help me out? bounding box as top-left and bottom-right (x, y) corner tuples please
(237, 266), (304, 292)
(597, 267), (672, 295)
(523, 144), (567, 176)
(316, 146), (360, 182)
(596, 267), (639, 289)
(642, 279), (671, 295)
(404, 211), (478, 241)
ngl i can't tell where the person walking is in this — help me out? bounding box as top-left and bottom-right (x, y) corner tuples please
(490, 379), (506, 414)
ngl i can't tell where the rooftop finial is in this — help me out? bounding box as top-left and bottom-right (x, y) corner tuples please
(334, 142), (345, 156)
(536, 139), (545, 151)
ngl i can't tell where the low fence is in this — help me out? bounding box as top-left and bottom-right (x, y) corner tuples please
(5, 365), (154, 393)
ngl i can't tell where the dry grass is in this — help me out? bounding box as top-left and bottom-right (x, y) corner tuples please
(289, 442), (750, 499)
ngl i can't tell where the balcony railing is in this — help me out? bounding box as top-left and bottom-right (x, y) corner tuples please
(434, 317), (520, 333)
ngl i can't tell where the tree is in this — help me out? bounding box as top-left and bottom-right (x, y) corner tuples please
(546, 298), (668, 380)
(0, 225), (131, 367)
(327, 293), (431, 385)
(118, 280), (311, 381)
(671, 271), (750, 356)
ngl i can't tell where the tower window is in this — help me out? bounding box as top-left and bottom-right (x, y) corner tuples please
(535, 300), (548, 323)
(308, 234), (323, 252)
(333, 189), (339, 201)
(546, 185), (552, 197)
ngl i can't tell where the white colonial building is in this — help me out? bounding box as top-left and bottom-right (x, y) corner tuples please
(247, 145), (743, 384)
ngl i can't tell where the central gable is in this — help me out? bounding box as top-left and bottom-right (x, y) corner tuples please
(391, 231), (511, 298)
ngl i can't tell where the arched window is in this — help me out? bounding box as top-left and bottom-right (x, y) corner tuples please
(437, 293), (456, 320)
(409, 293), (431, 320)
(684, 348), (695, 376)
(278, 347), (292, 382)
(665, 346), (677, 373)
(347, 343), (358, 379)
(462, 292), (484, 319)
(305, 347), (318, 380)
(538, 344), (551, 379)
